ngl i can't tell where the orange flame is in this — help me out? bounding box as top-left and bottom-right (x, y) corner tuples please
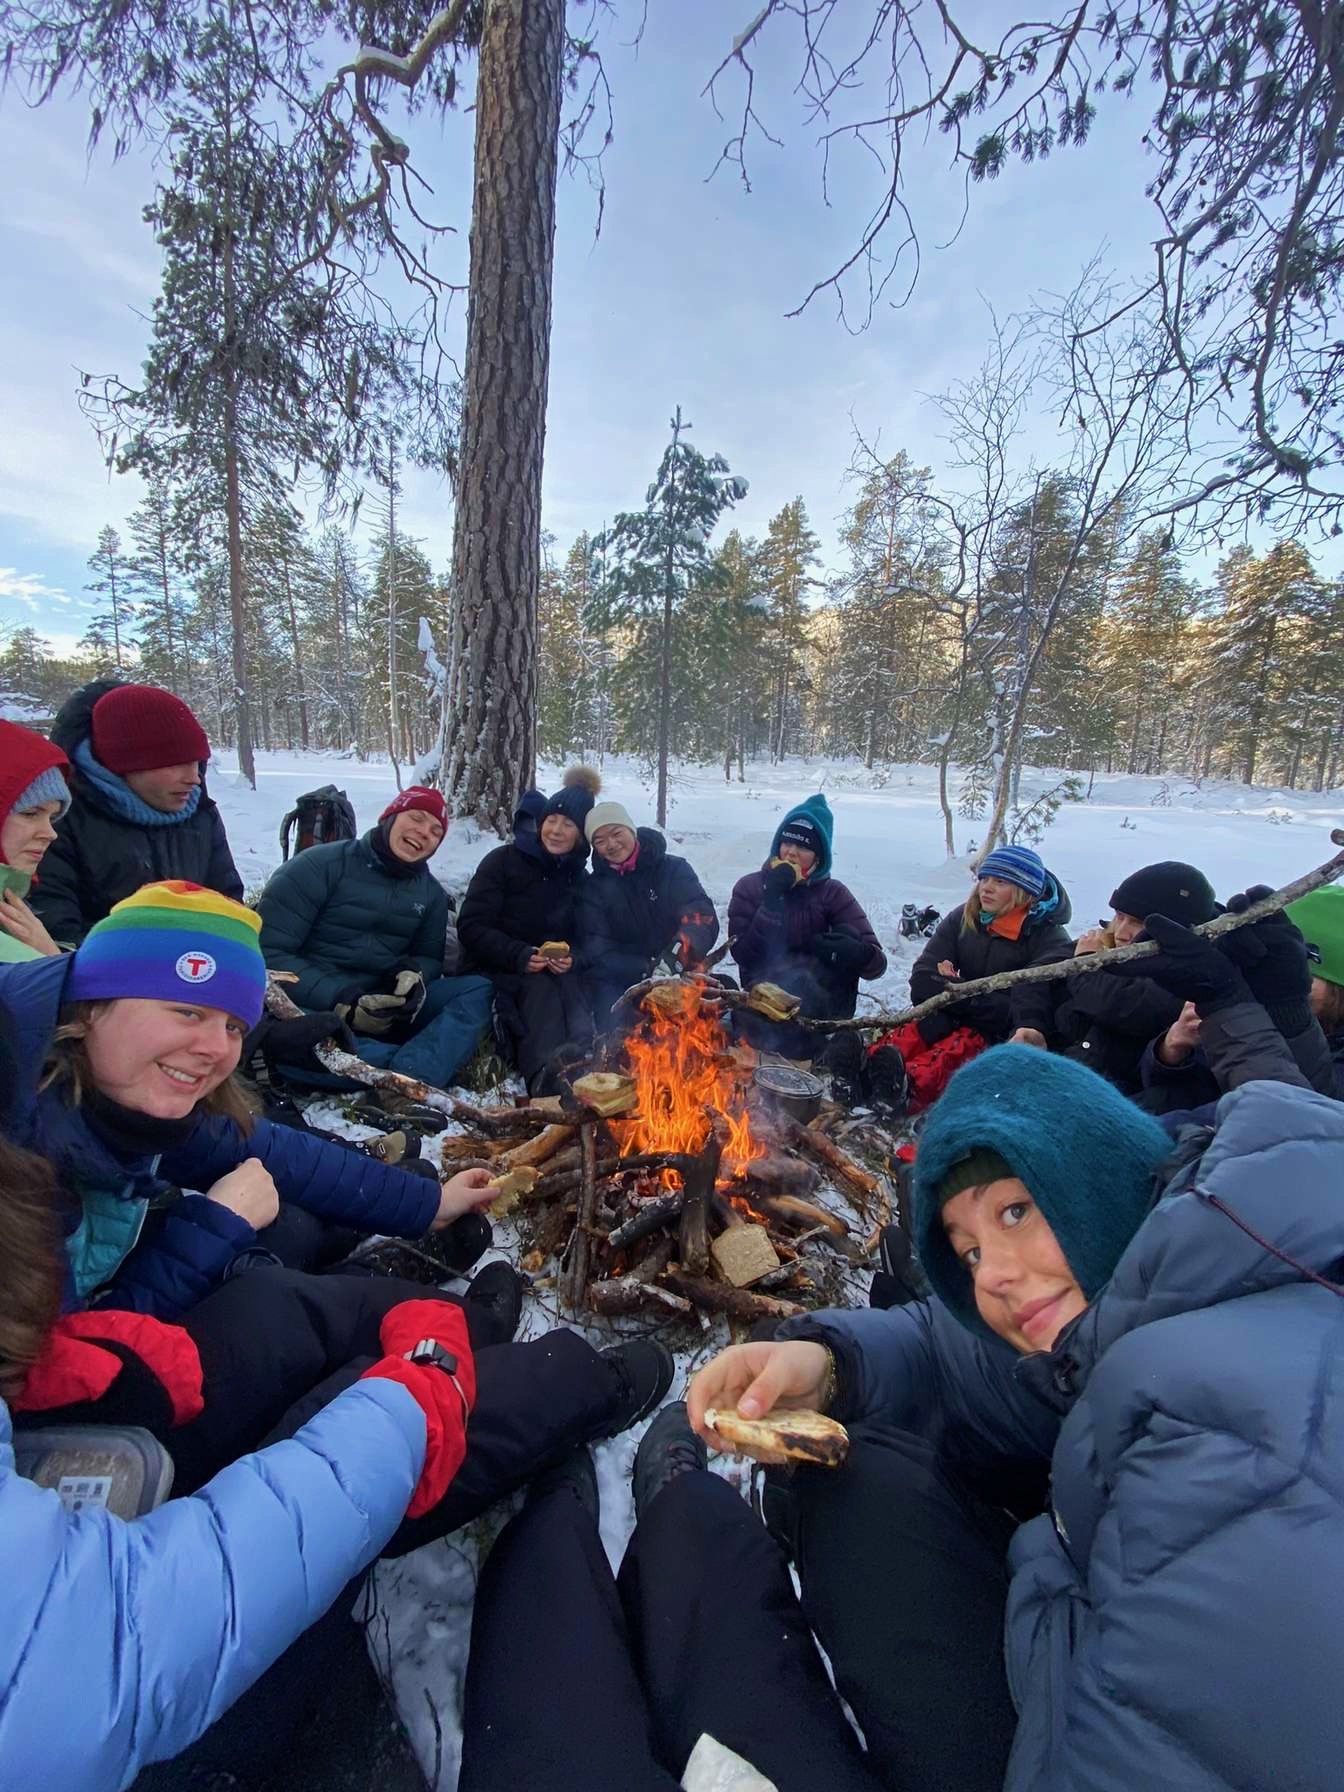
(614, 982), (764, 1185)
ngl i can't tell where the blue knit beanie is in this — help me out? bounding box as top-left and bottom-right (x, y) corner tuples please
(913, 1044), (1172, 1339)
(976, 844), (1046, 899)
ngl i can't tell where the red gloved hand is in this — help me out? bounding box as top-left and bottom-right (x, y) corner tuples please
(14, 1310), (204, 1424)
(361, 1303), (474, 1518)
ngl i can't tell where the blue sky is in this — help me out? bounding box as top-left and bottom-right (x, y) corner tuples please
(0, 2), (1255, 655)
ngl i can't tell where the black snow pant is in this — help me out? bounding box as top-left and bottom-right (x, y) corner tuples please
(493, 968), (594, 1089)
(459, 1468), (885, 1792)
(764, 1423), (1021, 1792)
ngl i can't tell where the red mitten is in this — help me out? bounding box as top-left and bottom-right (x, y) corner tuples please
(13, 1311), (204, 1423)
(362, 1304), (474, 1518)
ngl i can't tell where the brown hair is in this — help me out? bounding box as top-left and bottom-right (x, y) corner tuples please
(41, 1002), (255, 1134)
(0, 1135), (64, 1402)
(961, 882), (1034, 934)
(1316, 978), (1344, 1035)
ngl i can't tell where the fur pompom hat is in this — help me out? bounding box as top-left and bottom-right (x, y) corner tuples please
(545, 766), (602, 828)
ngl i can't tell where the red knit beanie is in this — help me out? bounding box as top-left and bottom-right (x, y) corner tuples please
(380, 786), (449, 833)
(91, 686), (211, 775)
(0, 719), (70, 838)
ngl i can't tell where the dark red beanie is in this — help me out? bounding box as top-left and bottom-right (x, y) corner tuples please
(91, 686), (211, 776)
(380, 785), (449, 834)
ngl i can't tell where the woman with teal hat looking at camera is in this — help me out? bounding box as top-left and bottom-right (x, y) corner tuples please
(691, 1029), (1344, 1792)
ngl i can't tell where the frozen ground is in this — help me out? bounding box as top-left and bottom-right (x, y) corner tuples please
(209, 747), (1343, 1786)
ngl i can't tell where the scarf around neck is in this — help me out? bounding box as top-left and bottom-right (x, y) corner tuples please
(74, 738), (203, 829)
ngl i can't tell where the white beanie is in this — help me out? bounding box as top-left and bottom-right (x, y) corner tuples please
(585, 800), (637, 842)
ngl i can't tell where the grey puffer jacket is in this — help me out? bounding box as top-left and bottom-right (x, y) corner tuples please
(790, 1080), (1344, 1791)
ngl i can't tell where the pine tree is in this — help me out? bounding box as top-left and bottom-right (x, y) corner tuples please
(125, 477), (188, 690)
(83, 525), (136, 672)
(596, 409), (748, 824)
(538, 535), (606, 762)
(1205, 542), (1323, 784)
(760, 497), (821, 761)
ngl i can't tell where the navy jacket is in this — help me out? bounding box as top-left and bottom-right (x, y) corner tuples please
(0, 956), (439, 1318)
(577, 828), (718, 1014)
(257, 831), (450, 1010)
(789, 1080), (1344, 1791)
(458, 795), (590, 977)
(0, 1374), (425, 1791)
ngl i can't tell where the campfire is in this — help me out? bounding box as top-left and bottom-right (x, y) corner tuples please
(432, 978), (894, 1328)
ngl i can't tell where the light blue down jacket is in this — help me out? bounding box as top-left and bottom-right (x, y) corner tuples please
(793, 1080), (1344, 1790)
(0, 1375), (425, 1791)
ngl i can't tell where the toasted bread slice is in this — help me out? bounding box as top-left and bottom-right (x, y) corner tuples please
(538, 940), (570, 961)
(703, 1407), (849, 1468)
(571, 1071), (639, 1117)
(745, 981), (802, 1022)
(486, 1164), (540, 1216)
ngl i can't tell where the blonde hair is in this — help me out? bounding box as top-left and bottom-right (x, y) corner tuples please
(42, 1002), (255, 1134)
(961, 882), (1034, 934)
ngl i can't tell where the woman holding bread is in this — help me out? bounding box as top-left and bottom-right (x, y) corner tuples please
(690, 1007), (1344, 1791)
(458, 768), (600, 1092)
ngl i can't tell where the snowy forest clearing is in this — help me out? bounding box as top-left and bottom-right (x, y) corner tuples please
(207, 747), (1342, 1788)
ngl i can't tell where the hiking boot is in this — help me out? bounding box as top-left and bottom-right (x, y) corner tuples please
(526, 1445), (599, 1522)
(869, 1221), (925, 1309)
(596, 1339), (676, 1438)
(633, 1401), (707, 1521)
(463, 1259), (525, 1345)
(330, 1237), (452, 1284)
(866, 1044), (909, 1121)
(364, 1128), (421, 1165)
(816, 1029), (866, 1107)
(420, 1210), (493, 1277)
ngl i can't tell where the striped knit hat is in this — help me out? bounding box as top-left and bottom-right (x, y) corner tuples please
(67, 881), (267, 1028)
(976, 844), (1047, 900)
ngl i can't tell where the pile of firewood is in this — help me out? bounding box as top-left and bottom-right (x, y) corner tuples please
(435, 1084), (892, 1328)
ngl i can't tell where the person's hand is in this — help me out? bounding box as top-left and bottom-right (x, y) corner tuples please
(1074, 926), (1107, 956)
(936, 959), (961, 980)
(762, 859), (800, 903)
(1111, 913), (1249, 1014)
(432, 1166), (495, 1229)
(1157, 1001), (1202, 1065)
(525, 951), (551, 974)
(813, 929), (871, 976)
(0, 888), (60, 956)
(1008, 1027), (1046, 1048)
(359, 1303), (475, 1518)
(251, 1009), (355, 1068)
(206, 1161), (280, 1230)
(1215, 887), (1313, 1031)
(545, 953), (573, 975)
(687, 1341), (832, 1445)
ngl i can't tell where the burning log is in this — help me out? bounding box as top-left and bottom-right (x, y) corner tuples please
(560, 1125), (600, 1314)
(446, 1097), (566, 1135)
(678, 1114), (728, 1277)
(628, 1236), (675, 1283)
(662, 1270), (805, 1323)
(778, 1117), (878, 1221)
(587, 1277), (694, 1320)
(502, 1124), (576, 1170)
(607, 1191), (687, 1255)
(739, 1152), (822, 1198)
(746, 1189), (849, 1238)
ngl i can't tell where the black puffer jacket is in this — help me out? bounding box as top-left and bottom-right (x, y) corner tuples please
(1053, 968), (1184, 1092)
(30, 679), (242, 946)
(256, 831), (450, 1011)
(910, 872), (1073, 1045)
(576, 828), (718, 1016)
(457, 794), (589, 975)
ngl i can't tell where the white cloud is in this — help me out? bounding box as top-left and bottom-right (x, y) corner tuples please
(0, 568), (73, 609)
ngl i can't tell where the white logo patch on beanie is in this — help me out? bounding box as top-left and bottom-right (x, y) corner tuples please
(176, 950), (218, 985)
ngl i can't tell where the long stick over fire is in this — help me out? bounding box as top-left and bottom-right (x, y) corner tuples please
(800, 827), (1344, 1035)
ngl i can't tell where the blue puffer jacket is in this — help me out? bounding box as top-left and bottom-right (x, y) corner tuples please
(790, 1080), (1344, 1791)
(0, 1374), (424, 1791)
(0, 956), (440, 1317)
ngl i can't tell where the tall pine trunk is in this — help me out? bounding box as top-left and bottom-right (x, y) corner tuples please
(280, 554), (310, 751)
(656, 537), (674, 825)
(441, 0), (563, 829)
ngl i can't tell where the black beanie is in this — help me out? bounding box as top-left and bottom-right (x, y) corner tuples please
(1110, 862), (1216, 929)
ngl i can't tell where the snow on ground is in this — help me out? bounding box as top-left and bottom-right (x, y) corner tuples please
(209, 747), (1343, 1787)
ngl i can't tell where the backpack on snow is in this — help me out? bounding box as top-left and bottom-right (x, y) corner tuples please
(279, 785), (358, 860)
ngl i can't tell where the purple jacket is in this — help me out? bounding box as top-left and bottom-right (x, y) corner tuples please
(729, 866), (886, 993)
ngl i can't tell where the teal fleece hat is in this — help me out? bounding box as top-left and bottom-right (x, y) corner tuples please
(771, 793), (834, 880)
(913, 1045), (1172, 1339)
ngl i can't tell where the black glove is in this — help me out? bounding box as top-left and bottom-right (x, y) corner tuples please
(1215, 886), (1313, 1036)
(1111, 913), (1250, 1015)
(813, 929), (871, 976)
(762, 859), (801, 905)
(246, 1010), (356, 1070)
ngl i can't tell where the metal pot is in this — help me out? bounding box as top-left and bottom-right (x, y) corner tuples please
(752, 1064), (824, 1125)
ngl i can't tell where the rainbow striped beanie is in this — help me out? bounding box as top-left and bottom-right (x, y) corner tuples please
(67, 882), (266, 1028)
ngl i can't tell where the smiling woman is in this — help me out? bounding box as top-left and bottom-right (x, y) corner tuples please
(0, 717), (71, 963)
